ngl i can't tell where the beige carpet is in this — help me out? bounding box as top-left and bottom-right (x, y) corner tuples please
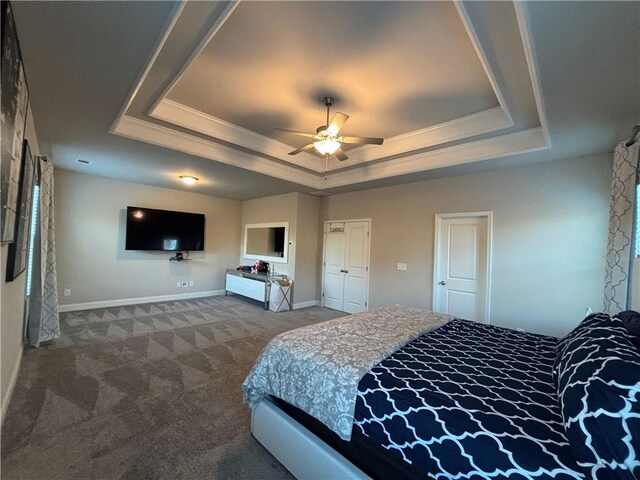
(1, 295), (346, 479)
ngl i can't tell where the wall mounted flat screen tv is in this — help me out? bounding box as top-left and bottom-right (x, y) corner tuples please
(125, 206), (205, 251)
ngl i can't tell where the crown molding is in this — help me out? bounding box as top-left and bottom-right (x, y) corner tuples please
(112, 115), (547, 191)
(152, 99), (513, 173)
(109, 1), (186, 134)
(110, 115), (325, 189)
(322, 127), (548, 189)
(513, 1), (550, 144)
(325, 106), (512, 170)
(454, 1), (513, 126)
(150, 98), (321, 170)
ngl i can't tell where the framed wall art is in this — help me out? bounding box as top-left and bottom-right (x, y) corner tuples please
(6, 140), (36, 281)
(1, 0), (30, 243)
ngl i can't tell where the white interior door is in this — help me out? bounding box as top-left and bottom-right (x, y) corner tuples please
(323, 223), (346, 311)
(434, 214), (490, 323)
(322, 220), (370, 313)
(343, 221), (369, 313)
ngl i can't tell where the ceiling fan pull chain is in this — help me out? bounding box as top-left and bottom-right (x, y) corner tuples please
(325, 153), (329, 179)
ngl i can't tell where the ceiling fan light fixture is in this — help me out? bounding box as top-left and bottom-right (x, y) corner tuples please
(314, 139), (341, 155)
(278, 96), (382, 162)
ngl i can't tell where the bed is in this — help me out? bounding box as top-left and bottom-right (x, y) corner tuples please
(243, 306), (640, 480)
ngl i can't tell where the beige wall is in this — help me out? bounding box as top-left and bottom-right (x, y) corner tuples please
(240, 192), (319, 305)
(1, 106), (40, 417)
(320, 154), (612, 337)
(294, 193), (320, 305)
(55, 170), (242, 306)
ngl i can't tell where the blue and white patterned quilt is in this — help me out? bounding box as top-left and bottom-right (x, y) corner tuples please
(354, 319), (584, 479)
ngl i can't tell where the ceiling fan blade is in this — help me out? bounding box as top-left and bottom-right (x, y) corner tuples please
(341, 135), (384, 145)
(327, 112), (349, 135)
(335, 148), (349, 162)
(288, 143), (315, 155)
(275, 128), (315, 139)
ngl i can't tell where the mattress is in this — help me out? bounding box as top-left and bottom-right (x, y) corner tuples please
(353, 319), (584, 479)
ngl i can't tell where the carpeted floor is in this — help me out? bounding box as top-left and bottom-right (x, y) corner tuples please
(1, 295), (346, 479)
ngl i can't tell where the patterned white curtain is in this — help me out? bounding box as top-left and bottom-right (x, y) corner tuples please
(28, 158), (60, 346)
(603, 141), (640, 314)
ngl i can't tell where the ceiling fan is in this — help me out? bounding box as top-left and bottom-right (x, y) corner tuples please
(275, 97), (384, 162)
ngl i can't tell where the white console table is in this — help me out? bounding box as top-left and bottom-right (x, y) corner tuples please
(225, 269), (287, 310)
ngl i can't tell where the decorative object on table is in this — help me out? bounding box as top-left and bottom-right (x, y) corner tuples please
(251, 259), (269, 274)
(269, 279), (292, 313)
(1, 0), (30, 243)
(6, 140), (36, 281)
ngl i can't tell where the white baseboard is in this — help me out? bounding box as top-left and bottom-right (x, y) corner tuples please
(58, 290), (226, 313)
(292, 300), (320, 310)
(1, 348), (23, 424)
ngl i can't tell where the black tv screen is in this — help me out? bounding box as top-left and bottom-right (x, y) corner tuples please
(125, 206), (205, 251)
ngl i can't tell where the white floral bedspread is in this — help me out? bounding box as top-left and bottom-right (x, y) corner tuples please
(242, 305), (452, 440)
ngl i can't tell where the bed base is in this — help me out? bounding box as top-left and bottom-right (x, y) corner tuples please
(251, 398), (370, 480)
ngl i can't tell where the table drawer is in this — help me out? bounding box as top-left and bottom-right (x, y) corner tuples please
(226, 274), (266, 302)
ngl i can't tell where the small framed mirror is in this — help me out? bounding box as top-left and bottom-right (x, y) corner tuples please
(243, 222), (289, 263)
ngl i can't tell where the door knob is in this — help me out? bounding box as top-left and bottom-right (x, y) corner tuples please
(340, 269), (349, 273)
(438, 280), (446, 285)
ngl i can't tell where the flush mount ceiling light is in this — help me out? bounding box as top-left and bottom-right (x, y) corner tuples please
(179, 175), (199, 185)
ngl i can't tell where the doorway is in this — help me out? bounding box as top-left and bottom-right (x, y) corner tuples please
(322, 219), (371, 314)
(433, 212), (492, 323)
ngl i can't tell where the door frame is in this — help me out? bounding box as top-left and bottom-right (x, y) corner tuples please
(321, 218), (372, 311)
(433, 211), (493, 323)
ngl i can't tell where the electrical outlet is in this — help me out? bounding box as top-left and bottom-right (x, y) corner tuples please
(63, 288), (71, 297)
(181, 281), (188, 288)
(176, 281), (181, 288)
(396, 263), (407, 271)
(189, 281), (194, 287)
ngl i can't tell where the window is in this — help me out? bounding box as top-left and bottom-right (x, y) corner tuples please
(636, 184), (640, 257)
(25, 185), (40, 296)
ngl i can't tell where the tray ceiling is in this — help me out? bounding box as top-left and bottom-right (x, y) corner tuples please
(13, 1), (638, 199)
(111, 0), (549, 191)
(166, 1), (498, 143)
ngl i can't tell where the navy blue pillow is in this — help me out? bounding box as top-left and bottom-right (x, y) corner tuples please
(554, 313), (604, 358)
(617, 310), (640, 348)
(554, 314), (640, 479)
